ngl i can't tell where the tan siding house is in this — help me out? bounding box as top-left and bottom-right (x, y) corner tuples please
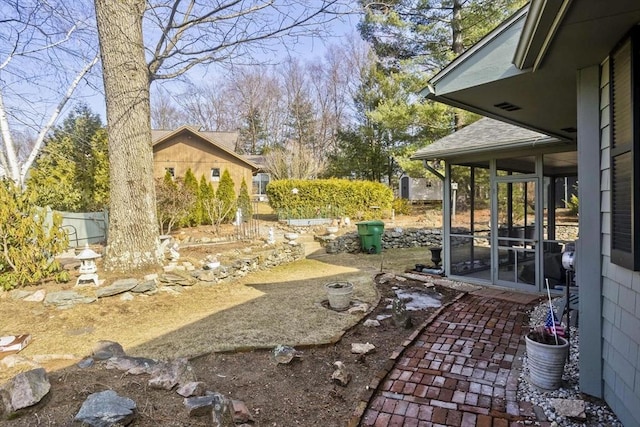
(152, 126), (260, 194)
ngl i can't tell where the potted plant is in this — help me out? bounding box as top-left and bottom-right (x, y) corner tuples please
(525, 322), (569, 390)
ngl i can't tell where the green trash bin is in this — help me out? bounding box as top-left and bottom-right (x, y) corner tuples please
(356, 220), (385, 254)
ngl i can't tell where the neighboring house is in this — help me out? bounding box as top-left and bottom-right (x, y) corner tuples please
(152, 126), (261, 195)
(411, 2), (640, 425)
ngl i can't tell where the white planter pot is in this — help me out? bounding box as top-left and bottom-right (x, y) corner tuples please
(525, 333), (569, 390)
(325, 282), (353, 311)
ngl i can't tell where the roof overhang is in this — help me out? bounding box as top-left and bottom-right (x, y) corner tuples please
(422, 0), (640, 140)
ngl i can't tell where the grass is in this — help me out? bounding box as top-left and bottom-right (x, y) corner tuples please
(0, 246), (434, 383)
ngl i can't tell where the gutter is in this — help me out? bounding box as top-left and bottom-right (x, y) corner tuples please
(423, 160), (444, 180)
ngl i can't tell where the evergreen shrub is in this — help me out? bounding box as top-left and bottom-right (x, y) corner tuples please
(266, 179), (393, 220)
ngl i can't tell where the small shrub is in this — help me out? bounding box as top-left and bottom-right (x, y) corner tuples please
(156, 172), (196, 234)
(392, 198), (411, 215)
(0, 181), (69, 290)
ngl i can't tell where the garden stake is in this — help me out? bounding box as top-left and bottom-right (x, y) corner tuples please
(545, 279), (559, 345)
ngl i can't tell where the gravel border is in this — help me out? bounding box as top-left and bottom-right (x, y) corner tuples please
(518, 300), (622, 426)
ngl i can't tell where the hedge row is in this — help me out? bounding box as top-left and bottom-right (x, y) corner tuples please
(266, 179), (393, 220)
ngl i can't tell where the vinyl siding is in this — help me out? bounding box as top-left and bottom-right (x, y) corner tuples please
(600, 57), (640, 427)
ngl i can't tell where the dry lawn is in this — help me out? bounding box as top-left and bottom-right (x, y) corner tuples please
(0, 239), (434, 384)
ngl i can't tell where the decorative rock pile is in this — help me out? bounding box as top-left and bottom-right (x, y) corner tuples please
(323, 227), (437, 254)
(8, 243), (305, 310)
(0, 340), (253, 426)
(323, 227), (470, 254)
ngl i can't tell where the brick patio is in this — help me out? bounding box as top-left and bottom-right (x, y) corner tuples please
(352, 292), (552, 427)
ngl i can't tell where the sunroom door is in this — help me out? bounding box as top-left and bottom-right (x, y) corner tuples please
(493, 177), (540, 291)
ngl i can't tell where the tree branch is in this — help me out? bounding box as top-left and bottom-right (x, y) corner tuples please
(146, 0), (345, 81)
(19, 54), (99, 184)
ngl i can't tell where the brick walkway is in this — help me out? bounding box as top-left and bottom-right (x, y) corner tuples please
(357, 293), (550, 427)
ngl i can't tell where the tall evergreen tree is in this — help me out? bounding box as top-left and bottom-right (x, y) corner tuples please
(327, 57), (450, 184)
(358, 0), (527, 130)
(237, 177), (253, 221)
(182, 168), (200, 226)
(26, 135), (81, 211)
(238, 108), (268, 155)
(86, 128), (111, 211)
(215, 169), (236, 223)
(358, 0), (527, 74)
(27, 104), (109, 211)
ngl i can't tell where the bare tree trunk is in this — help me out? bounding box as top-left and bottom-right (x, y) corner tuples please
(94, 0), (162, 271)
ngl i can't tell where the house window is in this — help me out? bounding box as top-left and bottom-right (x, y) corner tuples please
(210, 168), (220, 181)
(610, 27), (640, 270)
(253, 173), (270, 195)
(165, 167), (175, 178)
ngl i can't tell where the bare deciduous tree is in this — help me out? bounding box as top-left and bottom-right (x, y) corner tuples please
(179, 82), (239, 131)
(0, 0), (99, 185)
(151, 88), (187, 129)
(94, 0), (349, 271)
(263, 143), (326, 180)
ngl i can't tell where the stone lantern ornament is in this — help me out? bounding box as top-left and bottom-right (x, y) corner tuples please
(76, 244), (101, 286)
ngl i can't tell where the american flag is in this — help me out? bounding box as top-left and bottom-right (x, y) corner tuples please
(545, 308), (565, 337)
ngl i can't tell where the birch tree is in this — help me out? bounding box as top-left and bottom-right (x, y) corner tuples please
(0, 0), (99, 186)
(94, 0), (350, 271)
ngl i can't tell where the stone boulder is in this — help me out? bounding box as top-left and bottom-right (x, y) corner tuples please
(74, 390), (136, 427)
(105, 356), (159, 375)
(0, 368), (50, 414)
(92, 340), (126, 361)
(184, 392), (235, 426)
(148, 358), (196, 390)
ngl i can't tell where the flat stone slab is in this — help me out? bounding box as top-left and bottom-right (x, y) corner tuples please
(131, 280), (156, 293)
(44, 291), (96, 308)
(549, 398), (586, 419)
(97, 278), (139, 298)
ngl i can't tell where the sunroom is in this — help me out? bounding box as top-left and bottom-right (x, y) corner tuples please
(412, 118), (577, 293)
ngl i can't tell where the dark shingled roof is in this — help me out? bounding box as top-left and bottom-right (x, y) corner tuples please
(411, 118), (560, 160)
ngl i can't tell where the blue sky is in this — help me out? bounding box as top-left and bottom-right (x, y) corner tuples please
(82, 11), (360, 124)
